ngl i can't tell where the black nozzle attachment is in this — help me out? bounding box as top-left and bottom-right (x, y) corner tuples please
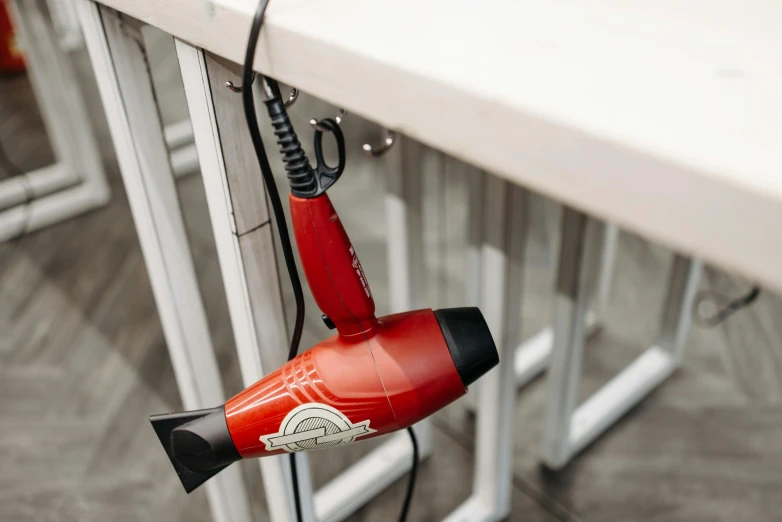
(150, 406), (241, 493)
(434, 307), (499, 388)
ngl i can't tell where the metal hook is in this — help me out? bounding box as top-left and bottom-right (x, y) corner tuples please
(310, 108), (346, 132)
(278, 88), (344, 131)
(226, 78), (297, 113)
(225, 73), (256, 93)
(362, 129), (397, 157)
(225, 76), (344, 136)
(284, 87), (299, 109)
(693, 285), (760, 327)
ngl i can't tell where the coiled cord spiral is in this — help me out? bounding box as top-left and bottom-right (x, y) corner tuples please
(265, 98), (317, 196)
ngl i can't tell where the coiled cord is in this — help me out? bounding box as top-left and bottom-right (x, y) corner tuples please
(265, 98), (317, 195)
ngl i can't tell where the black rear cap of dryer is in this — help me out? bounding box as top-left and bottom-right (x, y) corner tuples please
(434, 307), (499, 387)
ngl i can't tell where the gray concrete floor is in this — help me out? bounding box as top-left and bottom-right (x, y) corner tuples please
(1, 29), (781, 522)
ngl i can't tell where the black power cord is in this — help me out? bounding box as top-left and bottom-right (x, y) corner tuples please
(240, 2), (419, 521)
(240, 3), (305, 521)
(240, 2), (306, 367)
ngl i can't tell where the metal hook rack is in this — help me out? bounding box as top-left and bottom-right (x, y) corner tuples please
(224, 73), (254, 93)
(310, 108), (346, 132)
(226, 76), (298, 111)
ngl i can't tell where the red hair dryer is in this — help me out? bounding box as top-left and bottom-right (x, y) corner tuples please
(151, 100), (498, 494)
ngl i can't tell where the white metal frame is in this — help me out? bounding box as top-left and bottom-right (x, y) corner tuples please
(75, 3), (253, 522)
(541, 208), (702, 469)
(41, 0), (198, 178)
(44, 0), (200, 178)
(2, 0), (109, 242)
(44, 0), (200, 179)
(464, 206), (616, 417)
(457, 182), (700, 511)
(511, 221), (618, 390)
(444, 176), (528, 522)
(2, 1), (192, 244)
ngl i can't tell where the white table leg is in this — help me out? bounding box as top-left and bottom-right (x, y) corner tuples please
(163, 119), (194, 150)
(1, 0), (108, 242)
(465, 166), (486, 308)
(657, 255), (703, 364)
(540, 208), (594, 466)
(163, 119), (199, 177)
(462, 207), (615, 414)
(444, 176), (528, 522)
(75, 3), (252, 522)
(461, 163), (485, 411)
(510, 220), (616, 390)
(593, 221), (619, 319)
(541, 206), (702, 469)
(384, 134), (426, 312)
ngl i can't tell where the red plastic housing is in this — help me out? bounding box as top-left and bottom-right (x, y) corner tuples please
(225, 309), (466, 458)
(224, 193), (466, 458)
(289, 193), (376, 337)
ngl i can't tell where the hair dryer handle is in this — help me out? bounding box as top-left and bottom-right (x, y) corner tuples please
(290, 193), (376, 336)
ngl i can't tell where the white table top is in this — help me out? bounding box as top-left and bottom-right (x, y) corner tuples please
(96, 0), (782, 290)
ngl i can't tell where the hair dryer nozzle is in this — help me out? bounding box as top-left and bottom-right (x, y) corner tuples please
(434, 307), (499, 387)
(150, 406), (241, 493)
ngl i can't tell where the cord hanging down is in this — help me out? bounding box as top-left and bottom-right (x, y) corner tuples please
(239, 2), (306, 520)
